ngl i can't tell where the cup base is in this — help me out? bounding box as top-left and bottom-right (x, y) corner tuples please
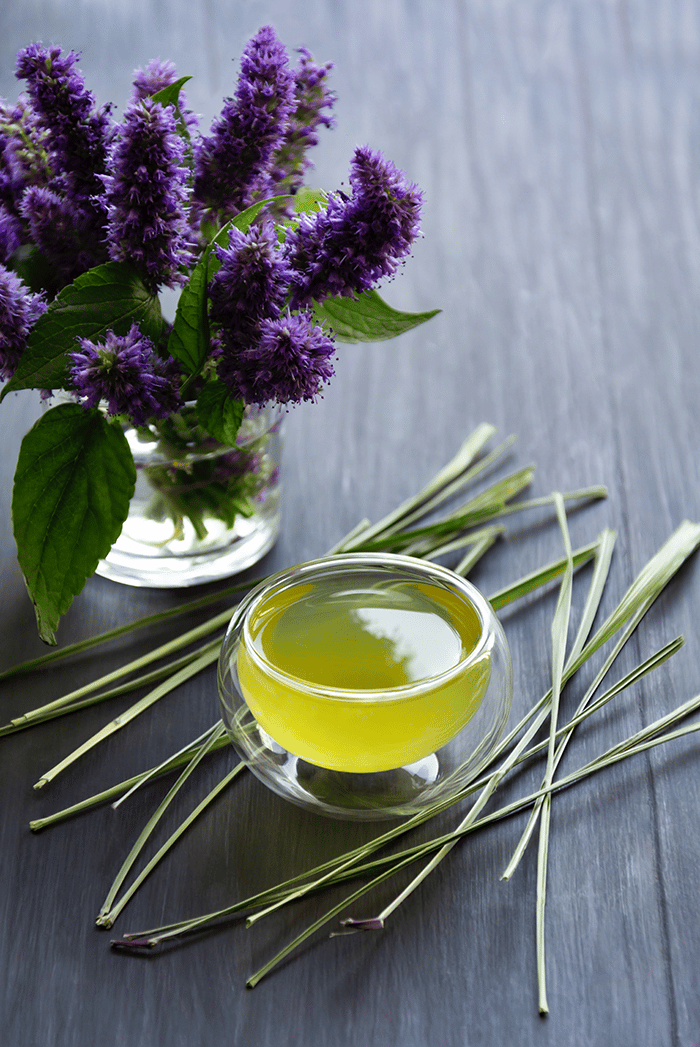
(224, 711), (503, 821)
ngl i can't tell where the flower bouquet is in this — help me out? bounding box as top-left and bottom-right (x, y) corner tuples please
(0, 26), (437, 643)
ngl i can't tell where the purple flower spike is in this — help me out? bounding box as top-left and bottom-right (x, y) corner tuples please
(15, 44), (112, 249)
(0, 264), (46, 380)
(131, 58), (180, 102)
(285, 145), (423, 309)
(193, 25), (296, 218)
(208, 221), (294, 339)
(130, 59), (199, 133)
(218, 311), (335, 406)
(269, 48), (336, 201)
(103, 97), (194, 291)
(20, 185), (100, 281)
(0, 97), (50, 224)
(68, 323), (181, 425)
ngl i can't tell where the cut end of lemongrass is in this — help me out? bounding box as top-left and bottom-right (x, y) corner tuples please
(95, 914), (113, 929)
(331, 917), (385, 936)
(110, 937), (155, 951)
(33, 778), (48, 791)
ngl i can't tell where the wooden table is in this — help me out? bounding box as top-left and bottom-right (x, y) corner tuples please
(2, 2), (699, 1044)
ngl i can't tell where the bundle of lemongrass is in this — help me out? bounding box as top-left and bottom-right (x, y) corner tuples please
(2, 422), (699, 1013)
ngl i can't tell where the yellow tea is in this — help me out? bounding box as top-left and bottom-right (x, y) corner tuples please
(236, 574), (492, 772)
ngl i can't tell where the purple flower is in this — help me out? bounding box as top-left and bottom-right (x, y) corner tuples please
(15, 44), (112, 268)
(285, 145), (423, 309)
(68, 323), (181, 425)
(20, 185), (100, 280)
(217, 310), (335, 406)
(0, 97), (50, 223)
(0, 263), (46, 380)
(15, 45), (111, 199)
(193, 25), (296, 219)
(131, 58), (179, 101)
(269, 48), (336, 201)
(208, 221), (294, 339)
(130, 59), (199, 134)
(103, 97), (194, 290)
(0, 207), (22, 262)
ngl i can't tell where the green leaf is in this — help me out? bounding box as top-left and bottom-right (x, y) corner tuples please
(0, 262), (163, 399)
(195, 382), (244, 444)
(230, 198), (284, 234)
(312, 289), (440, 343)
(151, 77), (194, 165)
(11, 403), (136, 644)
(151, 76), (192, 108)
(167, 260), (210, 375)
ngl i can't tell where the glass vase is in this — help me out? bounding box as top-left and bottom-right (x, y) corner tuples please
(97, 404), (284, 588)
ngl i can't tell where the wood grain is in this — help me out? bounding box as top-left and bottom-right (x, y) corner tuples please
(1, 2), (699, 1044)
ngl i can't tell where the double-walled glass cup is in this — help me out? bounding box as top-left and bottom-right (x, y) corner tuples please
(218, 553), (512, 820)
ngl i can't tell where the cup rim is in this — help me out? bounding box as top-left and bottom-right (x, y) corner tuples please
(230, 552), (496, 703)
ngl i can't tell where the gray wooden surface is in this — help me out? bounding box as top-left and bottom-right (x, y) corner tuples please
(2, 2), (700, 1044)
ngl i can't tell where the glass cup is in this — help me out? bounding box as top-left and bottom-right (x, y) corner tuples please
(218, 553), (513, 820)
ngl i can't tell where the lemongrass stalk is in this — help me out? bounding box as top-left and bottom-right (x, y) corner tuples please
(345, 465), (534, 553)
(12, 611), (232, 729)
(561, 529), (617, 669)
(408, 524), (505, 561)
(96, 722), (227, 927)
(492, 486), (608, 521)
(536, 795), (552, 1012)
(325, 518), (372, 554)
(563, 520), (700, 680)
(338, 523), (700, 929)
(362, 435), (518, 543)
(245, 695), (700, 988)
(244, 679), (559, 933)
(545, 494), (575, 783)
(112, 723), (222, 809)
(444, 465), (535, 518)
(0, 639), (225, 737)
(347, 424), (498, 546)
(579, 690), (700, 768)
(401, 481), (605, 560)
(113, 847), (395, 947)
(440, 635), (684, 829)
(535, 493), (574, 1014)
(246, 851), (423, 988)
(404, 634), (683, 847)
(101, 760), (244, 927)
(487, 539), (601, 610)
(34, 645), (220, 790)
(348, 478), (605, 556)
(502, 602), (650, 879)
(0, 578), (257, 682)
(348, 506), (515, 554)
(114, 681), (700, 953)
(453, 531), (504, 575)
(29, 730), (232, 830)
